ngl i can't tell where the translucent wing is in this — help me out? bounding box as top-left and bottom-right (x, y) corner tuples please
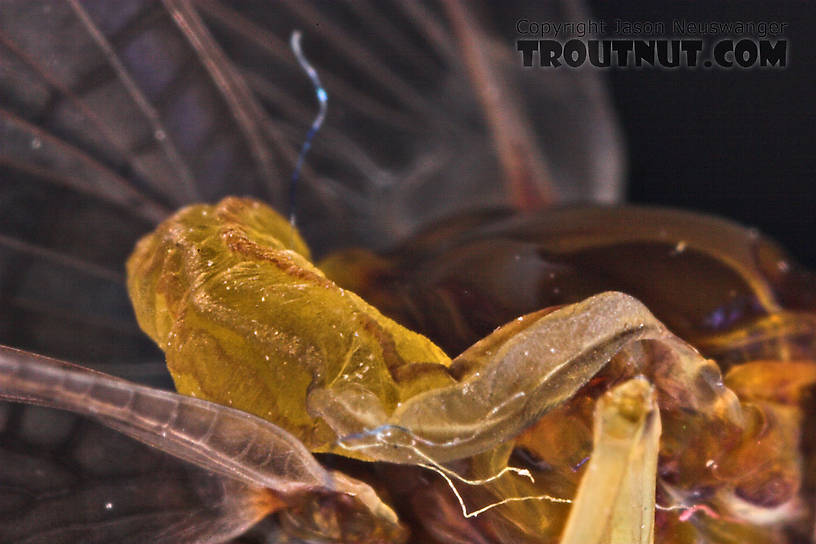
(0, 345), (402, 542)
(0, 403), (271, 544)
(0, 0), (623, 370)
(0, 1), (623, 542)
(197, 0), (623, 250)
(0, 345), (294, 543)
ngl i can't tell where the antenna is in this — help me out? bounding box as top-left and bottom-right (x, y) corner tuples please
(289, 31), (328, 227)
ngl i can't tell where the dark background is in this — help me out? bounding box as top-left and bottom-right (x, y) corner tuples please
(586, 1), (816, 267)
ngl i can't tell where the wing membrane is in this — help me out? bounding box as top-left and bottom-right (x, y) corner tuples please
(0, 345), (332, 494)
(0, 401), (270, 544)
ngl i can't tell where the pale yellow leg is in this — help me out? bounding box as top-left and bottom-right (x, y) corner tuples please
(560, 376), (661, 544)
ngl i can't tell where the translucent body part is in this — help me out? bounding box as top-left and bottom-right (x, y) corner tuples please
(0, 401), (276, 544)
(3, 194), (815, 542)
(0, 0), (624, 391)
(0, 0), (623, 257)
(0, 345), (405, 543)
(120, 196), (816, 542)
(560, 377), (660, 544)
(320, 206), (816, 359)
(3, 242), (816, 542)
(127, 198), (737, 466)
(126, 197), (452, 454)
(0, 1), (813, 541)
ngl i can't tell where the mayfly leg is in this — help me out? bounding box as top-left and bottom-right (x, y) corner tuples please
(560, 376), (661, 544)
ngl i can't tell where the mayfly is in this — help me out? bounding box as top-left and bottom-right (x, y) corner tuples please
(0, 1), (814, 543)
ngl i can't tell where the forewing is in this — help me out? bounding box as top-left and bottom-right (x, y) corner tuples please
(0, 344), (406, 542)
(0, 2), (624, 542)
(0, 345), (333, 493)
(0, 401), (271, 544)
(197, 0), (623, 250)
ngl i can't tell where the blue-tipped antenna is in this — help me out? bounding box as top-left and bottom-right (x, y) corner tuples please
(289, 31), (328, 227)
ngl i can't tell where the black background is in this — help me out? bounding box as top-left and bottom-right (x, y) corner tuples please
(586, 1), (816, 267)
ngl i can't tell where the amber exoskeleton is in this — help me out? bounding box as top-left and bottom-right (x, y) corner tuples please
(119, 196), (816, 543)
(0, 1), (813, 543)
(319, 203), (816, 543)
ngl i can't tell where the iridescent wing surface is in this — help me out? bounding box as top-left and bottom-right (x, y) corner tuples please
(0, 1), (623, 542)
